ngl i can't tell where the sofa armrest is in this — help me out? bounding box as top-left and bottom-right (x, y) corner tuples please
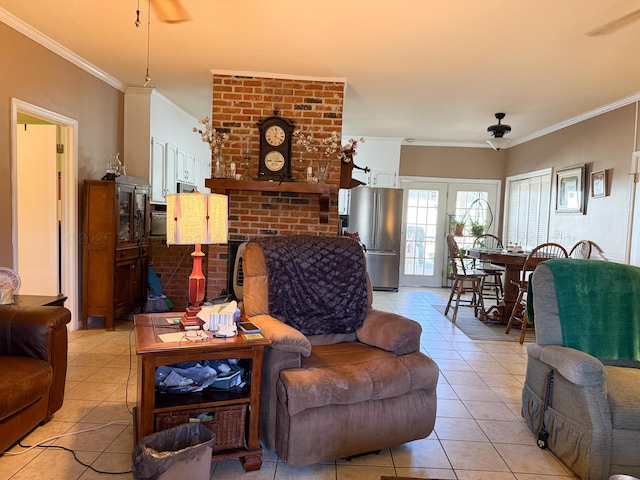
(356, 309), (421, 355)
(0, 306), (71, 415)
(250, 314), (312, 357)
(527, 343), (606, 387)
(0, 306), (70, 360)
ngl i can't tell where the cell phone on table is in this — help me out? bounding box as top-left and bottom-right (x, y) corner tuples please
(238, 322), (261, 334)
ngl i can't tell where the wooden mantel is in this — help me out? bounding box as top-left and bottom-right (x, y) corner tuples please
(204, 178), (338, 224)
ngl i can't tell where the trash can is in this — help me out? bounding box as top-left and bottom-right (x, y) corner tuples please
(132, 423), (215, 480)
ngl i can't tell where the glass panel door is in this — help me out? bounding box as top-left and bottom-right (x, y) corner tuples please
(133, 189), (148, 242)
(400, 182), (447, 287)
(444, 182), (499, 284)
(117, 185), (133, 246)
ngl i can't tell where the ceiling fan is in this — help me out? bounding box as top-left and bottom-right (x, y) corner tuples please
(151, 0), (189, 23)
(586, 7), (640, 36)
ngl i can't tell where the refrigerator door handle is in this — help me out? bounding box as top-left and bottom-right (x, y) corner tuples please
(373, 190), (379, 248)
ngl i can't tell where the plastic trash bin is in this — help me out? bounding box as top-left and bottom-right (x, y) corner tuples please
(132, 423), (215, 480)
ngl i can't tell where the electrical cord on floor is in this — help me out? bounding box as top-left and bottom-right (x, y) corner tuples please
(2, 420), (133, 475)
(125, 323), (136, 416)
(3, 324), (141, 474)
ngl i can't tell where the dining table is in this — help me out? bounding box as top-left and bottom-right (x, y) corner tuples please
(466, 248), (552, 324)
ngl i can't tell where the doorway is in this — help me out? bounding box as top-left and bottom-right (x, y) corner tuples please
(11, 99), (79, 329)
(399, 179), (500, 287)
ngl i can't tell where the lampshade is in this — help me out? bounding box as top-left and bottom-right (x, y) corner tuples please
(486, 137), (512, 151)
(166, 193), (228, 246)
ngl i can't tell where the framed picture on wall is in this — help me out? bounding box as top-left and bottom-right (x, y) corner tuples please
(591, 169), (607, 198)
(555, 164), (585, 214)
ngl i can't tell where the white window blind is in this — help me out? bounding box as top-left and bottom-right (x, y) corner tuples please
(505, 171), (551, 250)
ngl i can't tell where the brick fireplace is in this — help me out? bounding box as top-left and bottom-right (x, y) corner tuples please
(152, 72), (346, 308)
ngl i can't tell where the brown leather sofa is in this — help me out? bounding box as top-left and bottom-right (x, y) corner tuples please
(0, 306), (71, 452)
(243, 235), (439, 466)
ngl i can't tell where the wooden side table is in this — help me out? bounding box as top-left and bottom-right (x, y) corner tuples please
(134, 312), (270, 471)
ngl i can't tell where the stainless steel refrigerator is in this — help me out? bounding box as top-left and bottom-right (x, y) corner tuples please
(348, 187), (404, 291)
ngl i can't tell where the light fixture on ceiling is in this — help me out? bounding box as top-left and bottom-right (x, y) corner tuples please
(144, 0), (152, 86)
(486, 113), (512, 151)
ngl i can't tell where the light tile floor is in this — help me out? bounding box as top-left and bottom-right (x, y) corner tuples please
(0, 287), (578, 479)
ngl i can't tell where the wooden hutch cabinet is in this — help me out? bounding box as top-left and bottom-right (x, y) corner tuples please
(82, 176), (150, 330)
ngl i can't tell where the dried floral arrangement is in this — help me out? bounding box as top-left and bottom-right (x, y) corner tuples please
(193, 117), (229, 155)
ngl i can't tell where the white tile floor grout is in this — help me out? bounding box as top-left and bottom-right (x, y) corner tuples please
(0, 287), (578, 479)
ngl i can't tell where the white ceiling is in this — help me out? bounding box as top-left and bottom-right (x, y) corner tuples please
(3, 1), (640, 147)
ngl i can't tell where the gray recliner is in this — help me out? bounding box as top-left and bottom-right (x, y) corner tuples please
(523, 259), (640, 479)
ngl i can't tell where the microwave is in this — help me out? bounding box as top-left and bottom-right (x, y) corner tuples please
(177, 182), (197, 193)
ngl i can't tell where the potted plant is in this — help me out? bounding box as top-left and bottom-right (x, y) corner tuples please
(450, 218), (465, 236)
(470, 220), (485, 237)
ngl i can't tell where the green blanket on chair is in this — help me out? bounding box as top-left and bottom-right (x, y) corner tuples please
(542, 258), (640, 362)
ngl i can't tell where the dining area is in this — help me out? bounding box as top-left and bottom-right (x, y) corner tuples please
(446, 235), (605, 344)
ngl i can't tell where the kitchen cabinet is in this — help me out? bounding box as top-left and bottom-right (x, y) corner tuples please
(176, 148), (195, 183)
(150, 138), (177, 204)
(81, 176), (150, 330)
(353, 168), (398, 188)
(124, 88), (209, 205)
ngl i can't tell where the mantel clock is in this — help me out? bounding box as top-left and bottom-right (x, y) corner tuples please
(257, 111), (295, 181)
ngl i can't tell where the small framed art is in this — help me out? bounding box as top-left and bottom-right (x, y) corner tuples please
(591, 169), (607, 198)
(556, 164), (585, 214)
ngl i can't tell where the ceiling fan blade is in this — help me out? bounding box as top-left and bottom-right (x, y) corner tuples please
(586, 8), (640, 36)
(150, 0), (189, 24)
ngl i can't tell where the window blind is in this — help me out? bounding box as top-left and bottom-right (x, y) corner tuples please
(505, 171), (551, 250)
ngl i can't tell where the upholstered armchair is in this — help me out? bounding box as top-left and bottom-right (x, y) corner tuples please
(242, 235), (439, 467)
(523, 259), (640, 479)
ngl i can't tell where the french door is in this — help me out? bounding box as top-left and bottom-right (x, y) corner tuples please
(400, 180), (499, 287)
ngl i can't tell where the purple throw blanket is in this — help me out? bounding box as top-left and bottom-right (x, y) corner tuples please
(255, 235), (369, 336)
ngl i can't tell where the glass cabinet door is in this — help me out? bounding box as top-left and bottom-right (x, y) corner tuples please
(117, 185), (134, 245)
(133, 189), (148, 242)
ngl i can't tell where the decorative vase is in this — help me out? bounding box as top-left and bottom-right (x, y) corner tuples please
(316, 159), (330, 183)
(294, 154), (307, 182)
(214, 155), (226, 178)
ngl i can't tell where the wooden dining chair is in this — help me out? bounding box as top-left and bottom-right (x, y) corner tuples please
(569, 240), (606, 260)
(472, 234), (504, 302)
(505, 242), (568, 343)
(444, 234), (487, 323)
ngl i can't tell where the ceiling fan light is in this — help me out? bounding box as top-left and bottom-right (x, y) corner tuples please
(486, 137), (511, 151)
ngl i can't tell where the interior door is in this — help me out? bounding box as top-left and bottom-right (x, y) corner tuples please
(399, 182), (447, 287)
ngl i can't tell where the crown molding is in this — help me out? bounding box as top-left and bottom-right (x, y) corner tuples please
(0, 7), (127, 92)
(510, 91), (640, 147)
(211, 69), (347, 85)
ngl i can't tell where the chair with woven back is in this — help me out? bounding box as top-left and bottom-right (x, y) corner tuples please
(505, 242), (569, 343)
(472, 233), (505, 302)
(445, 234), (487, 322)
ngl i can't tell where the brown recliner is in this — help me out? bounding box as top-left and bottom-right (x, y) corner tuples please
(0, 306), (71, 452)
(243, 235), (439, 467)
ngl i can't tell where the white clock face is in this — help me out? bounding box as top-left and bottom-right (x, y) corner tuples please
(265, 125), (286, 146)
(265, 151), (285, 171)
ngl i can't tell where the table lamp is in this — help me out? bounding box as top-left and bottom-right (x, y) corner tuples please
(166, 192), (228, 328)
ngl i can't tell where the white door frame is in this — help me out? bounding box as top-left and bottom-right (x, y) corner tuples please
(11, 98), (79, 330)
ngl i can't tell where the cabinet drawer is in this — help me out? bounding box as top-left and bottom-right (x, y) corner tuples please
(116, 247), (138, 262)
(155, 404), (246, 452)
